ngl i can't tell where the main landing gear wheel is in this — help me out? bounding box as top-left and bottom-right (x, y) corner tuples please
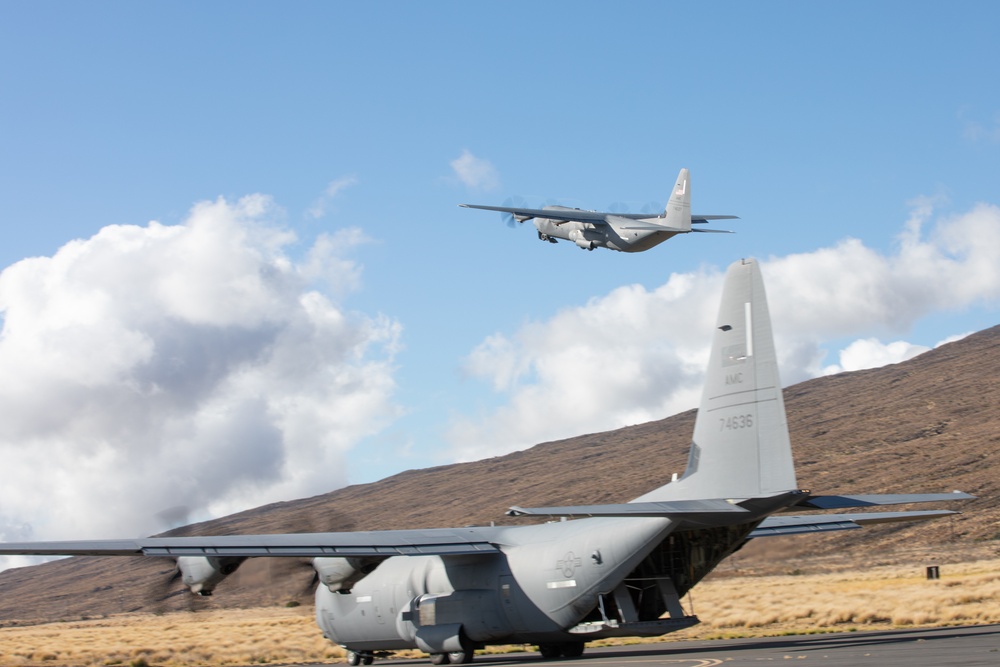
(345, 650), (374, 665)
(428, 651), (474, 664)
(537, 641), (585, 659)
(447, 648), (474, 664)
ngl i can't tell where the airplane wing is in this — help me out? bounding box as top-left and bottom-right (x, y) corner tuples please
(749, 510), (959, 538)
(506, 499), (747, 517)
(788, 492), (975, 509)
(459, 204), (609, 225)
(0, 526), (505, 559)
(459, 204), (738, 229)
(2, 495), (970, 557)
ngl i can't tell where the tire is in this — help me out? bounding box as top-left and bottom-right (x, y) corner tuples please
(560, 642), (585, 658)
(447, 649), (473, 664)
(429, 653), (450, 665)
(362, 656), (374, 666)
(346, 650), (361, 666)
(537, 643), (561, 659)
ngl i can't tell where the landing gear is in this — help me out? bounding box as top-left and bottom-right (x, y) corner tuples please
(537, 641), (585, 659)
(345, 649), (374, 665)
(538, 644), (561, 659)
(447, 648), (474, 663)
(428, 646), (475, 664)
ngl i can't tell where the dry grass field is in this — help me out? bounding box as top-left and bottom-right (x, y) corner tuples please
(2, 558), (998, 666)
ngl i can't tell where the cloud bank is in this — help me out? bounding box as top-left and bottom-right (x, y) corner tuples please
(448, 201), (1000, 461)
(0, 195), (401, 554)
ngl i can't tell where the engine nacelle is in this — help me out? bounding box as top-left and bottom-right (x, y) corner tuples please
(568, 229), (600, 251)
(177, 555), (245, 595)
(313, 556), (382, 592)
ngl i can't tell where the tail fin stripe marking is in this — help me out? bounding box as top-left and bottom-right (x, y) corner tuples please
(704, 398), (778, 413)
(705, 385), (779, 401)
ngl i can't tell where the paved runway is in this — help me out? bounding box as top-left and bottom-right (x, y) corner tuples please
(314, 624), (1000, 667)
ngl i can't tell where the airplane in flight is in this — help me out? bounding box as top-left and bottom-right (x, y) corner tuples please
(460, 168), (737, 252)
(0, 259), (972, 666)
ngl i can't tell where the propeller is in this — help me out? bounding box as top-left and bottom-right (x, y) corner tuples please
(235, 508), (361, 604)
(500, 196), (529, 227)
(605, 200), (663, 217)
(148, 559), (211, 613)
(141, 506), (362, 609)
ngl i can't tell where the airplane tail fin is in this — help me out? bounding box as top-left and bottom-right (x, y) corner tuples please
(635, 258), (797, 502)
(661, 168), (692, 232)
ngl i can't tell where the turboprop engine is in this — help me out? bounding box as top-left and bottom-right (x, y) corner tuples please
(313, 556), (383, 592)
(568, 229), (601, 251)
(176, 555), (246, 595)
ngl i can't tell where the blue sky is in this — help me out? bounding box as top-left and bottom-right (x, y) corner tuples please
(2, 2), (1000, 548)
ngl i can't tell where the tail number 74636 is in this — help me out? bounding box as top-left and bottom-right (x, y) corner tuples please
(720, 414), (753, 431)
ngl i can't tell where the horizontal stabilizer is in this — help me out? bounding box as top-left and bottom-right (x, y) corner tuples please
(750, 510), (959, 538)
(693, 215), (740, 221)
(791, 492), (974, 510)
(506, 499), (747, 517)
(614, 217), (690, 233)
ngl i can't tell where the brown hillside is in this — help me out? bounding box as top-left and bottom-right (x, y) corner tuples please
(1, 325), (999, 623)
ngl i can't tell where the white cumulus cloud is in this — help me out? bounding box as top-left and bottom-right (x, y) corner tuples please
(821, 338), (931, 375)
(0, 195), (401, 557)
(450, 150), (500, 191)
(306, 175), (359, 219)
(447, 200), (1000, 461)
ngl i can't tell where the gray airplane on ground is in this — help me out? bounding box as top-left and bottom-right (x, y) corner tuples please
(460, 168), (737, 252)
(0, 259), (972, 666)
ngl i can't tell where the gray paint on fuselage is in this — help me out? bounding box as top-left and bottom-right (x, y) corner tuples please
(315, 515), (677, 650)
(533, 215), (679, 253)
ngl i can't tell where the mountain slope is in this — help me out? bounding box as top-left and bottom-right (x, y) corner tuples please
(2, 325), (998, 623)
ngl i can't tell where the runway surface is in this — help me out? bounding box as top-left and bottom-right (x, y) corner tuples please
(300, 625), (1000, 667)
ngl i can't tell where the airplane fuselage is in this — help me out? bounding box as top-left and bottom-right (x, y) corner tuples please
(315, 515), (679, 652)
(534, 208), (681, 253)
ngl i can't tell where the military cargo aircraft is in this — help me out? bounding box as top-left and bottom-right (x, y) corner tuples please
(0, 259), (972, 665)
(460, 168), (737, 252)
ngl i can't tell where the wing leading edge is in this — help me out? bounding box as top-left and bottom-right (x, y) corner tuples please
(0, 526), (504, 559)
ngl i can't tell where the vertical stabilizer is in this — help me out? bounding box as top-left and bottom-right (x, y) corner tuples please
(635, 259), (797, 502)
(661, 168), (692, 232)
